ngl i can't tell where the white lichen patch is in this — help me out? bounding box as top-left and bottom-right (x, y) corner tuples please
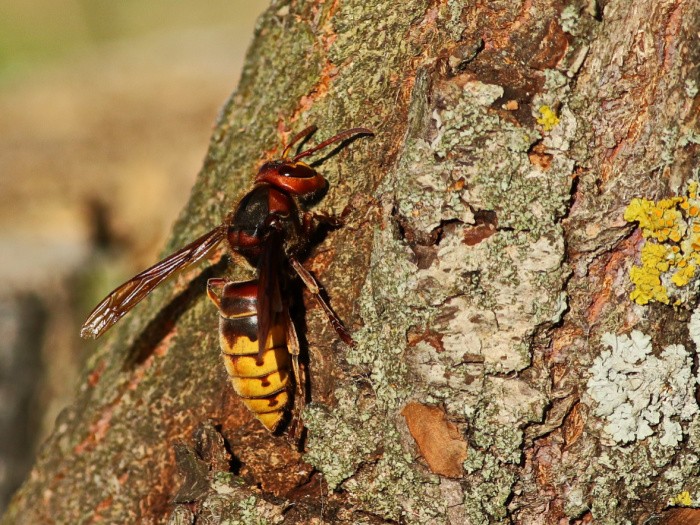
(689, 308), (700, 348)
(586, 330), (698, 445)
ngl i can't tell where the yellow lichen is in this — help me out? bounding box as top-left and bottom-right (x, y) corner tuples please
(536, 105), (559, 131)
(624, 197), (685, 241)
(669, 490), (692, 507)
(672, 263), (696, 287)
(625, 182), (700, 305)
(629, 243), (671, 305)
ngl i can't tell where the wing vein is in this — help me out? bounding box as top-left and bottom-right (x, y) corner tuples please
(80, 225), (226, 339)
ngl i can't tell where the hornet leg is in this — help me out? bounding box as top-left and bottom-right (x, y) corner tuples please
(289, 257), (354, 346)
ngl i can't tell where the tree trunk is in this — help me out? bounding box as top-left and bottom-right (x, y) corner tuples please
(4, 0), (700, 523)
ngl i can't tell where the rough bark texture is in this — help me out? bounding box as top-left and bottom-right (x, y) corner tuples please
(4, 0), (700, 523)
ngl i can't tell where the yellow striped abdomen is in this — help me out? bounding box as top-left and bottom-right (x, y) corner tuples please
(207, 278), (292, 432)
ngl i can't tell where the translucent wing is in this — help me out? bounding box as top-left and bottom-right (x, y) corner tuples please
(81, 225), (226, 339)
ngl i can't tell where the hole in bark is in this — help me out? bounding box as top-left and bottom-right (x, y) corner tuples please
(438, 38), (485, 77)
(462, 210), (498, 246)
(407, 324), (445, 353)
(528, 140), (553, 170)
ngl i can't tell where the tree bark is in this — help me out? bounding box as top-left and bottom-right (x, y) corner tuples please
(4, 0), (700, 523)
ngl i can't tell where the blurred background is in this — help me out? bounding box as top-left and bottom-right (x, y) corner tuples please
(0, 0), (266, 509)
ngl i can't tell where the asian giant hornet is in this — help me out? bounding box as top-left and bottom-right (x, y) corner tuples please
(81, 125), (372, 431)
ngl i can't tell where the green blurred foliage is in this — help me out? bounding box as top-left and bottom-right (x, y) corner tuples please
(0, 0), (266, 78)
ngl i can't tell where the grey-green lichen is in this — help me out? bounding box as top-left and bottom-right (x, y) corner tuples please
(304, 391), (445, 522)
(414, 73), (573, 519)
(560, 5), (581, 35)
(168, 491), (284, 525)
(303, 208), (446, 521)
(457, 379), (546, 524)
(350, 212), (425, 406)
(201, 494), (283, 525)
(263, 3), (578, 523)
(306, 72), (572, 523)
(319, 0), (430, 151)
(463, 453), (516, 523)
(430, 80), (571, 236)
(583, 441), (700, 521)
(343, 424), (444, 522)
(303, 391), (385, 491)
(442, 0), (470, 41)
(310, 60), (572, 522)
(564, 429), (700, 521)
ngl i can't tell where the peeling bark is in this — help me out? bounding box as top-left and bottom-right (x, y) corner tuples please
(3, 0), (700, 524)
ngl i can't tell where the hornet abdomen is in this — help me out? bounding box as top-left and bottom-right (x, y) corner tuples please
(207, 278), (291, 432)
